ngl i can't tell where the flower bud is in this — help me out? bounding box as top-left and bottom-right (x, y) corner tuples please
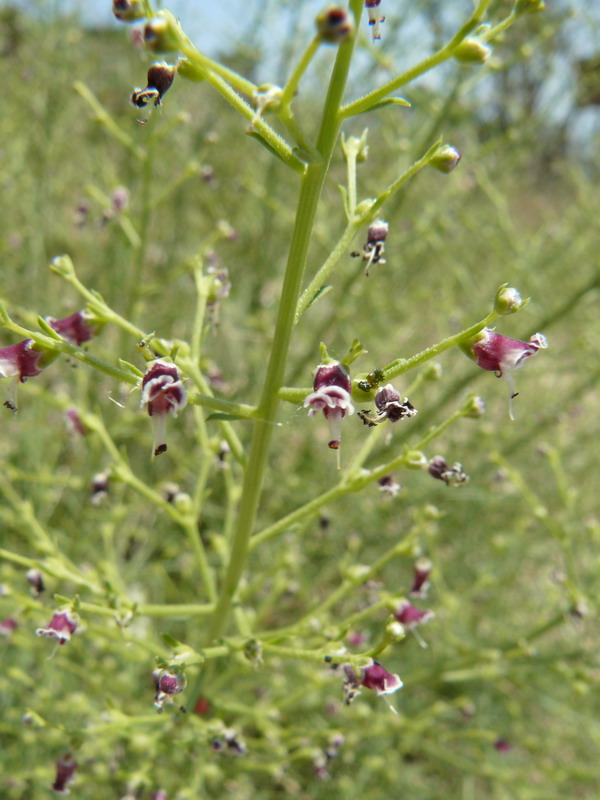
(143, 13), (182, 53)
(430, 144), (461, 173)
(463, 394), (486, 418)
(494, 285), (524, 316)
(515, 0), (545, 14)
(153, 668), (186, 712)
(112, 0), (145, 22)
(26, 568), (45, 596)
(316, 6), (354, 44)
(410, 557), (432, 598)
(454, 38), (492, 64)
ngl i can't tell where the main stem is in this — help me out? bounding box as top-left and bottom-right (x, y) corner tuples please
(207, 6), (362, 642)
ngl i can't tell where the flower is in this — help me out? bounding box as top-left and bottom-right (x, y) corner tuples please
(304, 361), (355, 463)
(365, 0), (385, 40)
(343, 661), (403, 712)
(131, 62), (176, 112)
(358, 383), (417, 426)
(460, 329), (548, 419)
(112, 0), (145, 21)
(35, 609), (78, 645)
(351, 219), (389, 276)
(0, 617), (18, 637)
(378, 474), (401, 498)
(46, 310), (100, 346)
(26, 568), (46, 596)
(410, 557), (432, 598)
(52, 753), (77, 795)
(153, 668), (186, 712)
(394, 600), (434, 648)
(0, 338), (58, 411)
(140, 360), (187, 458)
(427, 455), (469, 487)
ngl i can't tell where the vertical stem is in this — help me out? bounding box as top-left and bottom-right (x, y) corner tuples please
(207, 2), (363, 642)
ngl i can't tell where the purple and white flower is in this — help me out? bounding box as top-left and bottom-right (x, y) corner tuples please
(141, 360), (187, 458)
(305, 361), (354, 462)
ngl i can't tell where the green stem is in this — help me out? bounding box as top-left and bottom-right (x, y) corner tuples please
(207, 1), (364, 643)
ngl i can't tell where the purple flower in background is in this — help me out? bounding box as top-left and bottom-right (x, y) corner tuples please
(46, 310), (99, 346)
(365, 0), (385, 40)
(394, 600), (434, 648)
(36, 610), (78, 646)
(410, 557), (432, 598)
(51, 753), (77, 794)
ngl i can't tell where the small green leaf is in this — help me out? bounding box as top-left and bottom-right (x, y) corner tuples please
(306, 284), (333, 310)
(358, 97), (411, 115)
(206, 412), (244, 421)
(118, 359), (144, 378)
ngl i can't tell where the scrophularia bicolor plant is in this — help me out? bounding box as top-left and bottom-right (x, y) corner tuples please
(304, 358), (354, 465)
(140, 359), (187, 459)
(460, 329), (548, 419)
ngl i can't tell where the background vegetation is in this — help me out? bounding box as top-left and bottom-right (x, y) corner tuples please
(1, 1), (599, 798)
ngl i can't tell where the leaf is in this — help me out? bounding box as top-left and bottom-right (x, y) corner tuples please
(306, 284), (333, 310)
(358, 97), (411, 115)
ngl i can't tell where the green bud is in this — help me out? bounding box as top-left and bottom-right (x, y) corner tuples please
(341, 130), (369, 163)
(463, 394), (486, 418)
(430, 144), (461, 173)
(49, 254), (76, 278)
(384, 618), (406, 643)
(316, 6), (354, 44)
(176, 57), (206, 83)
(405, 450), (427, 469)
(515, 0), (545, 14)
(494, 284), (528, 315)
(454, 38), (492, 64)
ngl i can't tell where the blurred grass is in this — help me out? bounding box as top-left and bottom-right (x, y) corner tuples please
(1, 3), (599, 799)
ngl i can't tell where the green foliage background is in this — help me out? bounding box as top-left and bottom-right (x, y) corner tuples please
(0, 3), (599, 798)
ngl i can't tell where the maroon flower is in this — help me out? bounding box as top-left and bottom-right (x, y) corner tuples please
(141, 360), (187, 458)
(46, 311), (100, 346)
(112, 0), (145, 21)
(365, 0), (385, 40)
(494, 738), (513, 753)
(410, 557), (432, 598)
(0, 338), (56, 411)
(460, 328), (547, 419)
(316, 6), (354, 44)
(378, 474), (401, 498)
(36, 610), (78, 645)
(395, 600), (434, 648)
(305, 361), (354, 461)
(52, 753), (77, 794)
(27, 568), (46, 596)
(65, 408), (87, 437)
(427, 455), (469, 487)
(358, 384), (417, 426)
(131, 62), (176, 110)
(0, 617), (18, 637)
(153, 668), (186, 712)
(343, 661), (402, 711)
(351, 219), (389, 275)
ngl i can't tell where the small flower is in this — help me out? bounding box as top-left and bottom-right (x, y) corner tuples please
(430, 144), (461, 173)
(427, 455), (469, 487)
(365, 0), (385, 40)
(90, 472), (109, 505)
(153, 668), (186, 713)
(111, 186), (130, 213)
(52, 753), (77, 795)
(378, 474), (401, 498)
(36, 609), (78, 646)
(494, 738), (513, 753)
(394, 600), (434, 648)
(27, 568), (46, 596)
(0, 617), (18, 637)
(305, 361), (355, 464)
(460, 328), (548, 419)
(410, 557), (432, 598)
(141, 360), (187, 459)
(194, 696), (211, 715)
(316, 6), (354, 44)
(0, 338), (55, 410)
(65, 407), (87, 437)
(46, 310), (100, 346)
(343, 662), (403, 712)
(131, 62), (176, 118)
(249, 83), (283, 130)
(358, 384), (417, 426)
(151, 791), (168, 800)
(351, 219), (389, 276)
